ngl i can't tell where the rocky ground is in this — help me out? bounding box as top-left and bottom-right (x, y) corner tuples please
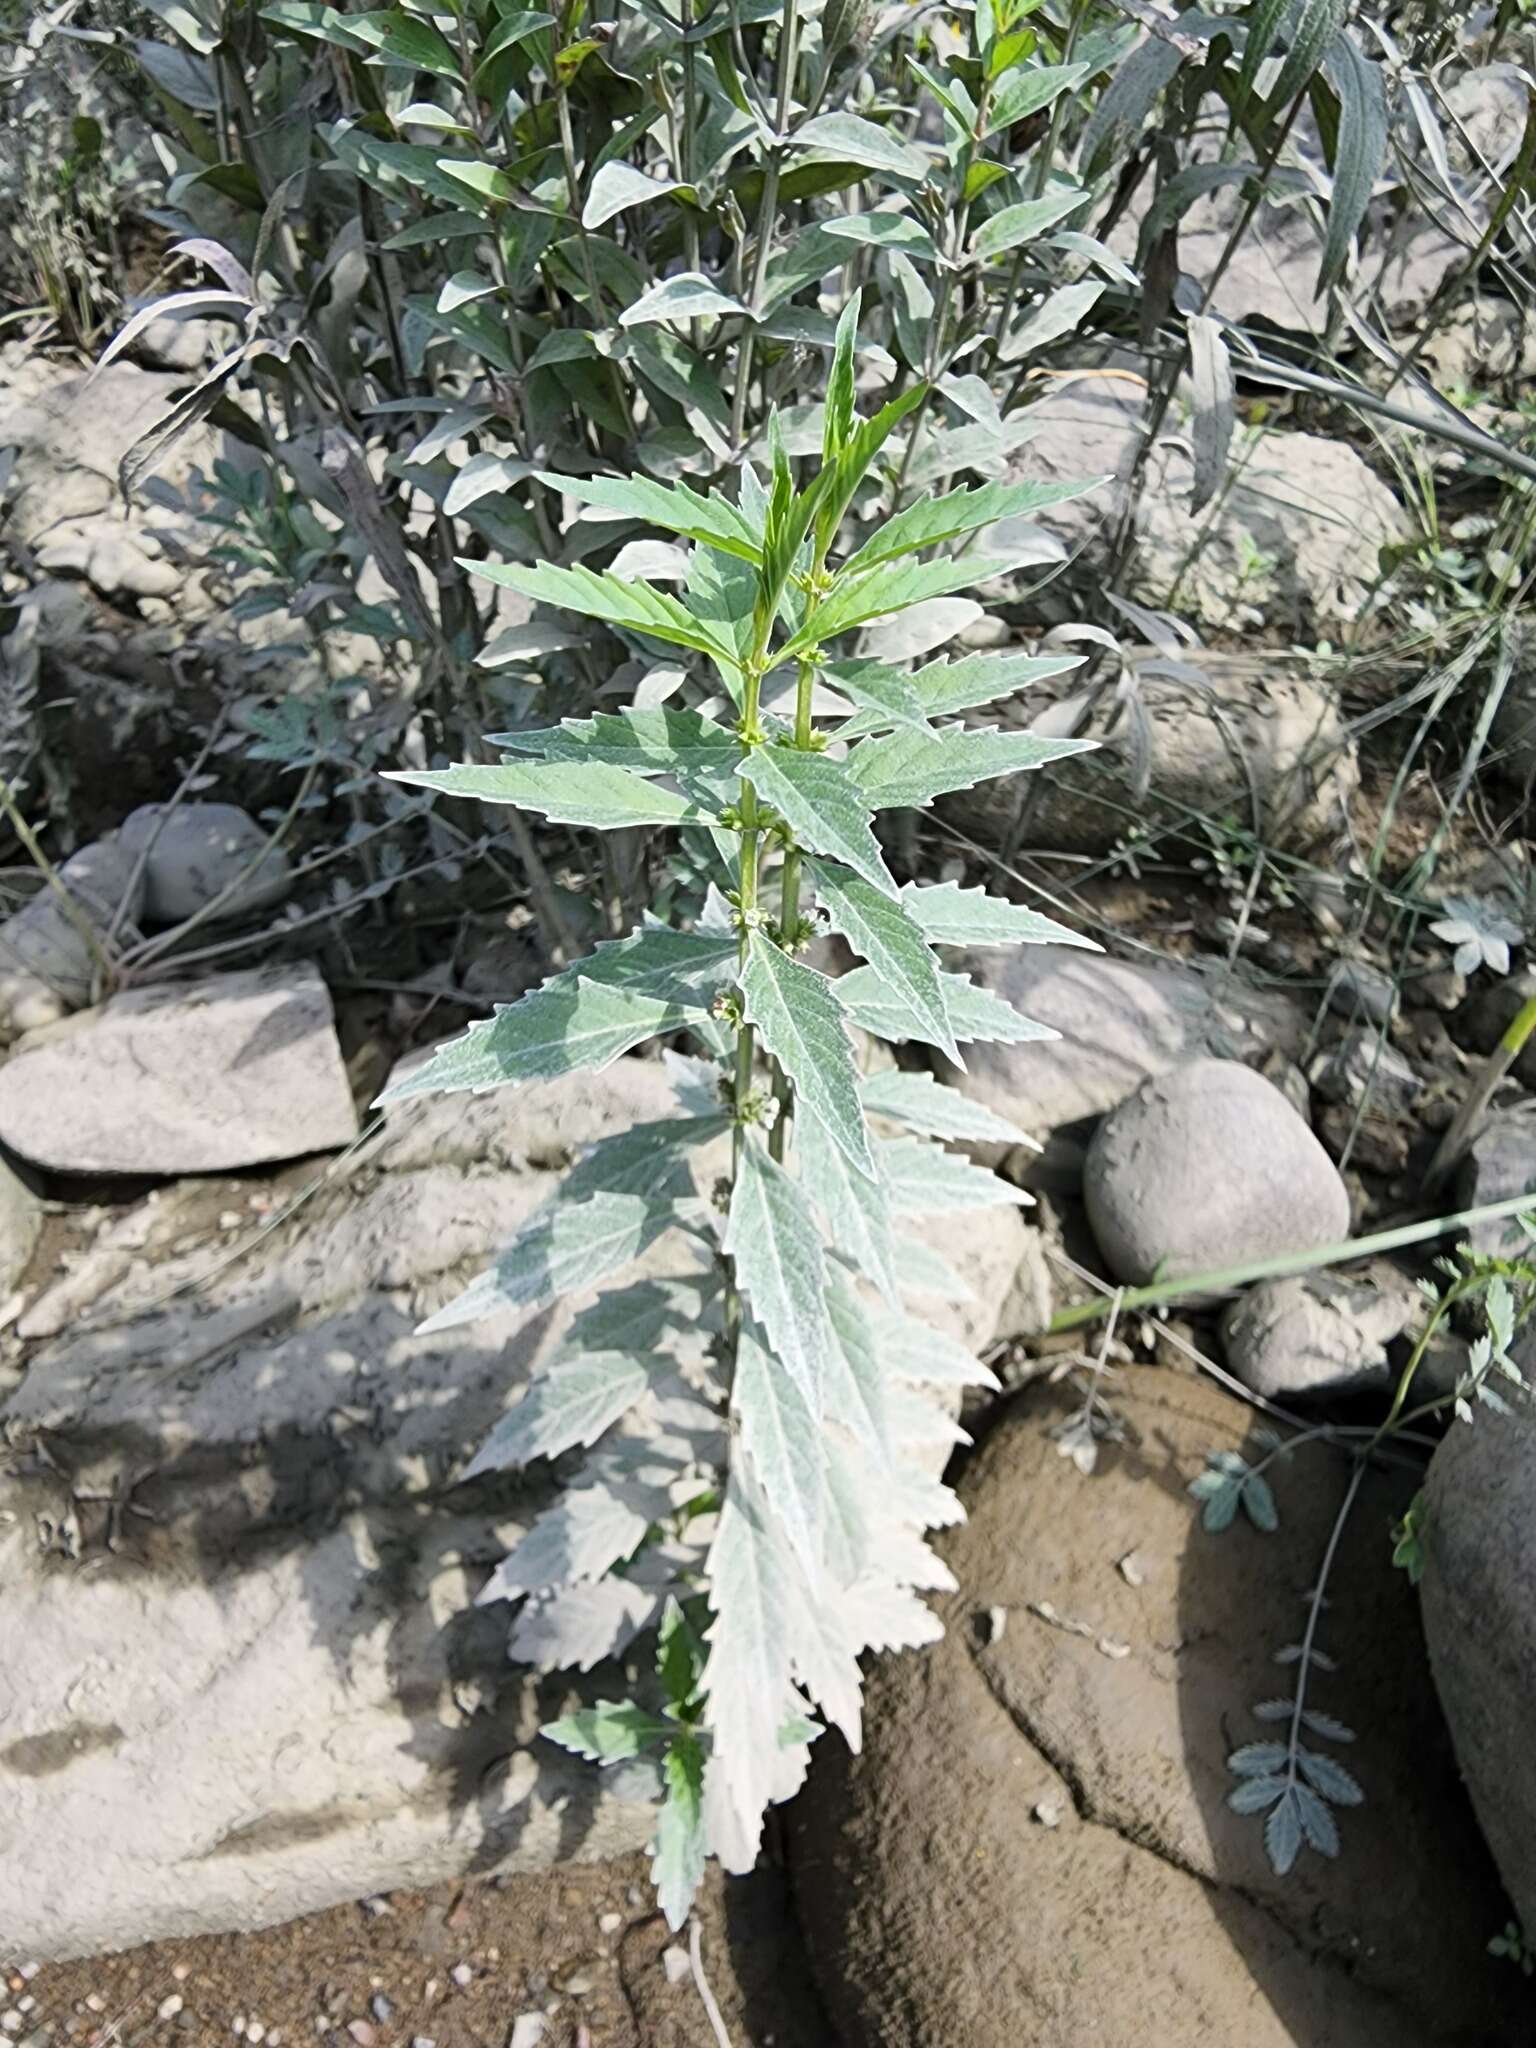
(6, 1857), (827, 2048)
(8, 55), (1536, 2037)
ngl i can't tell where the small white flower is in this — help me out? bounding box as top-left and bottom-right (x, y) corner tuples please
(1430, 893), (1523, 978)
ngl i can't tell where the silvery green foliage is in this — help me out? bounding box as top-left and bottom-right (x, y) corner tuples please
(384, 305), (1099, 1925)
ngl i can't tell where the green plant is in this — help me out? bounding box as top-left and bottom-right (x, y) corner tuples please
(377, 307), (1099, 1922)
(1191, 1243), (1536, 1878)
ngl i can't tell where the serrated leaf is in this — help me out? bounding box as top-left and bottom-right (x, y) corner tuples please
(1298, 1749), (1365, 1805)
(842, 477), (1105, 577)
(701, 1465), (798, 1867)
(836, 965), (1057, 1048)
(785, 555), (1015, 655)
(1241, 1471), (1279, 1532)
(379, 979), (699, 1104)
(725, 1139), (835, 1410)
(839, 650), (1087, 738)
(463, 557), (740, 665)
(793, 111), (931, 183)
(741, 934), (873, 1177)
(735, 1321), (825, 1573)
(743, 745), (897, 898)
(1228, 1773), (1289, 1814)
(1300, 1708), (1356, 1743)
(1264, 1787), (1303, 1874)
(1230, 1741), (1291, 1778)
(387, 758), (702, 829)
(1200, 1478), (1243, 1533)
(1293, 1781), (1341, 1857)
(420, 1191), (677, 1333)
(878, 1136), (1030, 1214)
(972, 188), (1088, 259)
(799, 1109), (901, 1305)
(583, 160), (691, 229)
(480, 1479), (657, 1598)
(512, 1576), (668, 1673)
(538, 470), (761, 563)
(866, 1305), (998, 1389)
(808, 858), (958, 1064)
(464, 1352), (654, 1475)
(652, 1733), (707, 1930)
(860, 1068), (1031, 1145)
(542, 1699), (673, 1764)
(893, 1238), (975, 1305)
(621, 272), (749, 327)
(837, 1575), (942, 1656)
(900, 879), (1096, 951)
(1251, 1698), (1296, 1722)
(823, 1273), (896, 1463)
(849, 723), (1094, 811)
(492, 707), (743, 776)
(820, 659), (930, 731)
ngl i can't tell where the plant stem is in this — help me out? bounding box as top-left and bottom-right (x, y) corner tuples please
(1423, 988), (1536, 1195)
(730, 0), (801, 452)
(1047, 1189), (1536, 1334)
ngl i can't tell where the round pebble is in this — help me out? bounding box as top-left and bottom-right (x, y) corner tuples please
(157, 1996), (183, 2022)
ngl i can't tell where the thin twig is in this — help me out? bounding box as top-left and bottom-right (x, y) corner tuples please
(689, 1919), (734, 2048)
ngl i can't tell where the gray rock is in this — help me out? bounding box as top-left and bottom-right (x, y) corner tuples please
(1133, 430), (1407, 642)
(0, 1058), (1030, 1961)
(949, 654), (1355, 859)
(1422, 1402), (1536, 1942)
(120, 803), (293, 926)
(0, 962), (358, 1175)
(791, 1372), (1522, 2047)
(1455, 968), (1536, 1089)
(1308, 1026), (1420, 1116)
(0, 838), (145, 1041)
(0, 355), (221, 613)
(945, 951), (1305, 1188)
(1327, 959), (1398, 1027)
(1222, 1268), (1417, 1401)
(1084, 1059), (1351, 1284)
(1453, 1104), (1536, 1261)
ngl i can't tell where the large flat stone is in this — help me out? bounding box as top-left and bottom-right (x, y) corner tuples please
(0, 962), (359, 1174)
(0, 1057), (1030, 1960)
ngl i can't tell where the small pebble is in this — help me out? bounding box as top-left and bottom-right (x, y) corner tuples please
(233, 2021), (246, 2040)
(662, 1948), (691, 1986)
(13, 2010), (30, 2024)
(422, 1982), (438, 2004)
(597, 1913), (622, 1935)
(507, 2019), (546, 2048)
(346, 2025), (375, 2048)
(557, 1971), (594, 1997)
(171, 1968), (190, 1986)
(1033, 1798), (1065, 1828)
(1117, 1551), (1148, 1587)
(85, 2002), (105, 2018)
(362, 1899), (392, 1920)
(449, 1966), (473, 1990)
(411, 2040), (437, 2048)
(157, 1998), (183, 2023)
(369, 1998), (392, 2026)
(3, 2015), (23, 2036)
(247, 2027), (265, 2046)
